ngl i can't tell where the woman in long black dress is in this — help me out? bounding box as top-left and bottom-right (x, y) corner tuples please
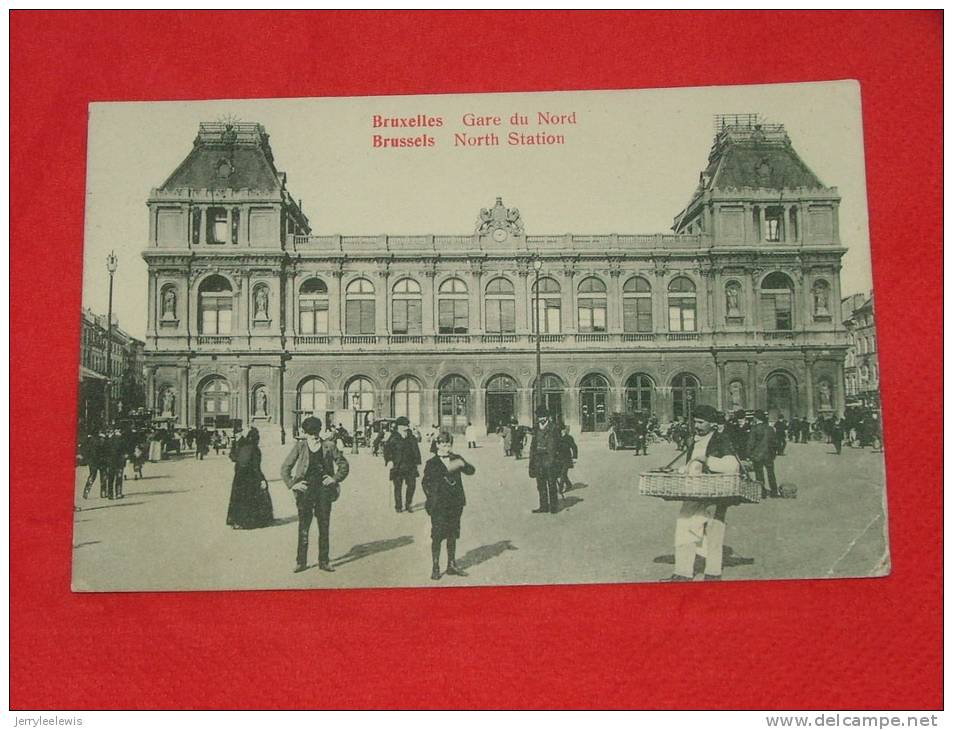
(226, 428), (274, 529)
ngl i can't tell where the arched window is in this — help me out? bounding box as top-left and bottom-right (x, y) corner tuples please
(345, 278), (376, 335)
(532, 277), (562, 334)
(577, 277), (607, 333)
(198, 275), (233, 334)
(391, 278), (422, 335)
(392, 376), (422, 425)
(760, 272), (794, 331)
(345, 376), (375, 412)
(623, 276), (652, 333)
(299, 278), (329, 334)
(485, 277), (516, 334)
(297, 377), (328, 429)
(671, 373), (700, 419)
(438, 278), (469, 334)
(667, 277), (696, 332)
(533, 373), (566, 421)
(625, 373), (654, 414)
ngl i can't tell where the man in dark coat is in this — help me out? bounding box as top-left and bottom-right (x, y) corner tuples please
(774, 415), (788, 455)
(422, 432), (476, 580)
(511, 420), (526, 460)
(747, 410), (779, 498)
(528, 406), (562, 514)
(384, 416), (422, 513)
(81, 431), (105, 500)
(831, 417), (844, 455)
(103, 429), (127, 500)
(556, 424), (579, 495)
(665, 405), (741, 581)
(633, 417), (648, 456)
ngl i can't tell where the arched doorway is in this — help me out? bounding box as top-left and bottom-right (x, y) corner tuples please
(198, 376), (231, 428)
(580, 373), (610, 432)
(671, 373), (700, 420)
(344, 376), (376, 435)
(766, 372), (797, 420)
(533, 373), (565, 422)
(297, 377), (329, 433)
(392, 376), (422, 426)
(624, 373), (654, 414)
(485, 374), (518, 433)
(438, 375), (470, 434)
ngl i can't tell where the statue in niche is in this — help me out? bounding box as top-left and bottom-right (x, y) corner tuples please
(818, 381), (833, 410)
(728, 380), (745, 411)
(161, 287), (177, 320)
(254, 388), (268, 416)
(254, 286), (269, 320)
(726, 283), (742, 317)
(813, 283), (830, 316)
(161, 389), (175, 416)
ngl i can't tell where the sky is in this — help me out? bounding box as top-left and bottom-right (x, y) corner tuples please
(83, 80), (871, 341)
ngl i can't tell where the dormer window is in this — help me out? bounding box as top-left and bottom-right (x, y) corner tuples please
(207, 207), (228, 244)
(764, 206), (784, 242)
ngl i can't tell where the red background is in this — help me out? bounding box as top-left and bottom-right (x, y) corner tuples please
(10, 11), (942, 709)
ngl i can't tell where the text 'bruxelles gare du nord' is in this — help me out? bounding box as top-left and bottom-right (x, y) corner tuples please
(371, 111), (577, 148)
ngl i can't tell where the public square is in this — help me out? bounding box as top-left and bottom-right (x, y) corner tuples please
(71, 433), (889, 592)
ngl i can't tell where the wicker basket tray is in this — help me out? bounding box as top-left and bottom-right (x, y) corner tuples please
(639, 471), (762, 504)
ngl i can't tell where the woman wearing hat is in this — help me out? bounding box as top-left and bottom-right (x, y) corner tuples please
(422, 432), (476, 580)
(226, 427), (274, 530)
(667, 404), (741, 582)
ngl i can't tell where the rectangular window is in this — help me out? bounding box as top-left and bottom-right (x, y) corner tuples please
(624, 298), (653, 333)
(536, 301), (562, 334)
(346, 300), (375, 335)
(438, 299), (468, 334)
(207, 207), (228, 244)
(392, 300), (422, 335)
(579, 302), (607, 333)
(486, 300), (515, 334)
(668, 299), (696, 332)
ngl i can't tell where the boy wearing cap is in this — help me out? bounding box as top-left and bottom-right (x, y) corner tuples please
(422, 432), (476, 580)
(281, 416), (350, 574)
(384, 416), (422, 513)
(668, 404), (741, 581)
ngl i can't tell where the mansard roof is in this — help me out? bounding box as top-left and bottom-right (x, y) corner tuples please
(158, 122), (283, 193)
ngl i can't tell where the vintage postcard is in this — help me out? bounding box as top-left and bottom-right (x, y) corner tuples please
(73, 81), (888, 591)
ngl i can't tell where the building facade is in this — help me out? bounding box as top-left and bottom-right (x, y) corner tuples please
(142, 118), (848, 441)
(842, 291), (879, 410)
(79, 308), (146, 433)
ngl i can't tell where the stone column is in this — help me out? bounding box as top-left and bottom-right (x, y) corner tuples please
(565, 386), (580, 432)
(747, 361), (757, 412)
(473, 383), (487, 433)
(329, 271), (343, 336)
(240, 365), (250, 426)
(285, 270), (297, 339)
(276, 364), (286, 444)
(468, 269), (483, 333)
(653, 269), (668, 333)
(375, 272), (389, 335)
(742, 203), (752, 244)
(146, 366), (157, 413)
(805, 356), (816, 420)
(147, 272), (157, 342)
(422, 270), (436, 334)
(562, 269), (577, 332)
(177, 364), (190, 428)
(716, 360), (726, 411)
(516, 270), (530, 334)
(834, 359), (845, 417)
(747, 270), (760, 331)
(758, 206), (766, 243)
(519, 386), (533, 426)
(609, 269), (623, 333)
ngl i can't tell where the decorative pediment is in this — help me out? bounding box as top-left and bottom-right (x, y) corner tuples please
(476, 196), (524, 237)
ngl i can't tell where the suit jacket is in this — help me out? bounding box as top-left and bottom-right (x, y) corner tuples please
(528, 420), (561, 478)
(384, 431), (421, 479)
(746, 422), (777, 463)
(686, 429), (739, 469)
(422, 453), (475, 515)
(280, 439), (349, 491)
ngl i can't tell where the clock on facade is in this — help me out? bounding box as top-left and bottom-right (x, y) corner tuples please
(492, 227), (508, 242)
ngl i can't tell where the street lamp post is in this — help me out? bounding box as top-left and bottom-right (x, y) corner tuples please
(104, 251), (118, 426)
(351, 393), (360, 455)
(532, 257), (543, 415)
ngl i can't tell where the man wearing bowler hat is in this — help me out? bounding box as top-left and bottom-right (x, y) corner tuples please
(528, 406), (562, 514)
(384, 415), (422, 513)
(666, 404), (741, 581)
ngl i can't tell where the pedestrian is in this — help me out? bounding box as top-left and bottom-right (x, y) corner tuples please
(774, 416), (788, 456)
(511, 421), (525, 460)
(528, 406), (562, 514)
(501, 423), (513, 457)
(81, 431), (105, 500)
(633, 416), (648, 456)
(664, 405), (741, 582)
(747, 410), (779, 498)
(384, 416), (422, 513)
(831, 417), (844, 455)
(104, 429), (127, 500)
(422, 431), (476, 581)
(226, 427), (274, 530)
(464, 421), (477, 449)
(281, 416), (350, 574)
(556, 423), (578, 495)
(131, 438), (147, 480)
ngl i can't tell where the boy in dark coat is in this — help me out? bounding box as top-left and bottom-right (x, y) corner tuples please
(422, 432), (476, 581)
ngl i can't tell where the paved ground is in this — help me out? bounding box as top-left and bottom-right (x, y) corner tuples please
(71, 434), (890, 592)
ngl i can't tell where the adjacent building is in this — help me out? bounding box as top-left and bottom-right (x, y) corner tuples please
(142, 116), (849, 441)
(79, 308), (146, 433)
(842, 291), (879, 411)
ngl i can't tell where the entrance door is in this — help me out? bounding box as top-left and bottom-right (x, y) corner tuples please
(485, 374), (518, 432)
(535, 373), (565, 423)
(766, 373), (795, 420)
(580, 374), (609, 432)
(200, 377), (231, 428)
(439, 375), (470, 434)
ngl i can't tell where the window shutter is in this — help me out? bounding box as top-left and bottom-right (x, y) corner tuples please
(457, 300), (469, 333)
(760, 295), (774, 331)
(346, 301), (360, 334)
(501, 300), (515, 333)
(486, 301), (500, 333)
(393, 301), (408, 334)
(408, 299), (422, 334)
(637, 299), (652, 332)
(361, 301), (375, 334)
(438, 300), (452, 332)
(623, 298), (637, 332)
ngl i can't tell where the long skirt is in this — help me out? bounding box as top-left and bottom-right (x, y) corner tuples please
(227, 474), (274, 529)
